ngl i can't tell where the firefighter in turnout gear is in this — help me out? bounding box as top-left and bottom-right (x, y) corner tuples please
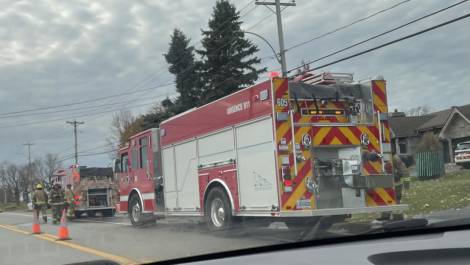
(32, 183), (48, 223)
(64, 184), (75, 220)
(49, 183), (65, 224)
(392, 154), (408, 203)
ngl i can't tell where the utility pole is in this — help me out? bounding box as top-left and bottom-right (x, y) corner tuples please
(23, 142), (34, 193)
(255, 0), (296, 77)
(66, 120), (84, 165)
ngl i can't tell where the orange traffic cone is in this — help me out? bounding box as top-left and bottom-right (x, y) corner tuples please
(32, 210), (41, 234)
(57, 209), (70, 240)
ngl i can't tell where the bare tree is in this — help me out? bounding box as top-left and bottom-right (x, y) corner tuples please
(32, 153), (61, 189)
(3, 163), (21, 204)
(0, 162), (8, 204)
(18, 165), (31, 202)
(406, 105), (431, 116)
(107, 110), (143, 156)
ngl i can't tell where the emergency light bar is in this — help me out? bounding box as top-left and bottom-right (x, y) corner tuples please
(301, 109), (345, 116)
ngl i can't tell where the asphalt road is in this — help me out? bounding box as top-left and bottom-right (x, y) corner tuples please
(0, 211), (329, 265)
(2, 207), (467, 265)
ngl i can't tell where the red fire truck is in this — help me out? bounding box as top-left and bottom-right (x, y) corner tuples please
(114, 74), (406, 230)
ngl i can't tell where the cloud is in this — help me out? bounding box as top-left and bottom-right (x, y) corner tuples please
(0, 0), (469, 165)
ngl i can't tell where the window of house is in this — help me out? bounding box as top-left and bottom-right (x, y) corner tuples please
(139, 137), (148, 169)
(398, 138), (407, 154)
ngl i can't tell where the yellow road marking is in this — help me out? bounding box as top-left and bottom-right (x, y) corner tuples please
(0, 224), (30, 235)
(0, 223), (138, 265)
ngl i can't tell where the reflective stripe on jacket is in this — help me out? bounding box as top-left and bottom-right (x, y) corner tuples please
(32, 190), (47, 205)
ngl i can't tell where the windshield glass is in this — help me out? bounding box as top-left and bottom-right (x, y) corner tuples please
(1, 1), (469, 264)
(457, 143), (470, 150)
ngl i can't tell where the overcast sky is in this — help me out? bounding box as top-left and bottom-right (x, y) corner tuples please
(0, 0), (469, 167)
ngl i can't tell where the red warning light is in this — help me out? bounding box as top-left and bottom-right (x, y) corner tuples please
(269, 71), (280, 78)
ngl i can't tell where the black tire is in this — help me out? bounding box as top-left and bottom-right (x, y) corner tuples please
(86, 211), (96, 218)
(129, 194), (145, 226)
(128, 194), (156, 227)
(205, 187), (233, 232)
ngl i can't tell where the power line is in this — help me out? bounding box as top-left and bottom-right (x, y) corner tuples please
(66, 120), (84, 165)
(245, 4), (290, 32)
(288, 12), (470, 75)
(0, 94), (164, 120)
(115, 0), (258, 91)
(245, 12), (275, 31)
(0, 95), (171, 129)
(23, 142), (34, 191)
(290, 0), (469, 71)
(58, 148), (119, 163)
(255, 1), (296, 77)
(0, 82), (174, 116)
(16, 2), (265, 144)
(286, 0), (411, 52)
(58, 142), (113, 159)
(92, 0), (258, 117)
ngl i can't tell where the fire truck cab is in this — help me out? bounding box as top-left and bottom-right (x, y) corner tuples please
(114, 75), (406, 229)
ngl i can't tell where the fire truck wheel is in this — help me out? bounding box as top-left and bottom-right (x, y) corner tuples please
(205, 187), (232, 232)
(129, 194), (144, 226)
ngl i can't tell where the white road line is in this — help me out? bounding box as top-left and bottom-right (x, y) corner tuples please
(0, 212), (33, 217)
(1, 212), (131, 226)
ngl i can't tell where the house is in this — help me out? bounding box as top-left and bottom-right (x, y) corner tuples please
(390, 104), (470, 163)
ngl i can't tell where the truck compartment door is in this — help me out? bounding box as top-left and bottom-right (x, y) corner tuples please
(162, 147), (178, 210)
(174, 141), (199, 210)
(236, 117), (278, 210)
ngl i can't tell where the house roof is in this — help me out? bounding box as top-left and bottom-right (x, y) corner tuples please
(418, 104), (470, 131)
(457, 104), (470, 119)
(417, 109), (452, 131)
(390, 115), (434, 137)
(390, 104), (470, 138)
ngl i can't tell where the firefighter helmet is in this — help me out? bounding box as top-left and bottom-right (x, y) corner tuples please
(36, 183), (43, 189)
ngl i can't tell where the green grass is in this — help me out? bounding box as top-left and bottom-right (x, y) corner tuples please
(0, 202), (28, 212)
(402, 170), (470, 216)
(349, 170), (470, 222)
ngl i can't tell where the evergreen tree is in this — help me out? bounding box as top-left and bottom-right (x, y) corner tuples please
(198, 0), (266, 104)
(164, 28), (199, 110)
(141, 98), (178, 130)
